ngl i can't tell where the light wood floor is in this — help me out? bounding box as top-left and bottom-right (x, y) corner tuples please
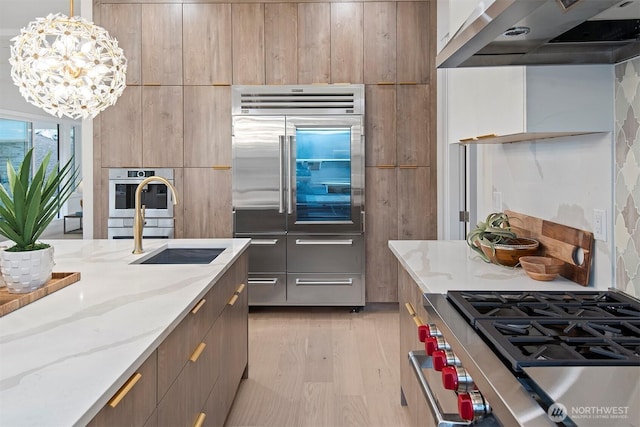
(225, 304), (412, 427)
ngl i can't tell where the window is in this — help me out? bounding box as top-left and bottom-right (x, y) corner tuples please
(0, 118), (31, 187)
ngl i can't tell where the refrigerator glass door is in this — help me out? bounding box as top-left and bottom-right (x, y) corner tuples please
(233, 116), (287, 233)
(286, 116), (363, 233)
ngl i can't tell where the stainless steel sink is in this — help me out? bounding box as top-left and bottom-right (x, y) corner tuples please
(134, 248), (225, 264)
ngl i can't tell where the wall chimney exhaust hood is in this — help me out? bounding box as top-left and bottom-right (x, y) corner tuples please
(437, 0), (640, 68)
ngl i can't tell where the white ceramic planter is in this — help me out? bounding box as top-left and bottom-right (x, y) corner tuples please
(0, 246), (54, 293)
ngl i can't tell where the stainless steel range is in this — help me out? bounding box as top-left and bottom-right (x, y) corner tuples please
(410, 290), (640, 426)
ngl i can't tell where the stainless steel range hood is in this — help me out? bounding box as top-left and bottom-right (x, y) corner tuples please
(437, 0), (640, 68)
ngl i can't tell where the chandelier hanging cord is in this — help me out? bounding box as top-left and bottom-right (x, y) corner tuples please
(8, 0), (128, 120)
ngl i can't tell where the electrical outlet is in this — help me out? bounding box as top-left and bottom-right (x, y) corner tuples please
(593, 209), (606, 241)
(492, 192), (502, 212)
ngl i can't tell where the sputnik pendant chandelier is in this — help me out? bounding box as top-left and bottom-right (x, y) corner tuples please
(9, 0), (127, 120)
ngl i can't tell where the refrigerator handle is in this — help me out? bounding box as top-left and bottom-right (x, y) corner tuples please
(278, 135), (285, 214)
(287, 135), (293, 215)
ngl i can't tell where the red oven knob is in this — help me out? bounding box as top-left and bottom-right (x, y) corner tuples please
(441, 366), (474, 392)
(458, 391), (491, 421)
(432, 349), (460, 371)
(418, 323), (442, 342)
(424, 336), (450, 356)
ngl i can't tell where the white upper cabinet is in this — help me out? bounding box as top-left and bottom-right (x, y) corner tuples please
(445, 64), (612, 144)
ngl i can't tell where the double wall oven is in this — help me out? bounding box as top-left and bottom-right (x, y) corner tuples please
(232, 84), (365, 307)
(408, 290), (640, 426)
(107, 168), (175, 239)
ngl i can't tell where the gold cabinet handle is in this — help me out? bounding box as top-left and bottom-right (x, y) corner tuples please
(399, 165), (418, 169)
(190, 342), (207, 363)
(108, 373), (142, 408)
(376, 165), (395, 169)
(228, 283), (246, 306)
(212, 165), (231, 170)
(404, 302), (423, 327)
(193, 412), (206, 427)
(459, 137), (476, 143)
(191, 298), (206, 315)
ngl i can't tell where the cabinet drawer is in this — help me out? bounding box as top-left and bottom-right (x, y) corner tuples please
(157, 318), (223, 427)
(286, 273), (364, 305)
(287, 235), (363, 272)
(88, 351), (157, 427)
(157, 293), (213, 401)
(248, 273), (286, 305)
(246, 235), (286, 272)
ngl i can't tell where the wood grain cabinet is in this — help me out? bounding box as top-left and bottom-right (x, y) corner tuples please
(298, 3), (331, 84)
(183, 4), (232, 86)
(98, 85), (143, 168)
(89, 253), (248, 427)
(265, 3), (298, 85)
(331, 2), (364, 84)
(232, 3), (265, 85)
(142, 86), (184, 167)
(184, 86), (231, 168)
(363, 2), (396, 84)
(141, 4), (182, 86)
(397, 2), (432, 84)
(88, 352), (157, 427)
(183, 168), (232, 238)
(100, 4), (141, 86)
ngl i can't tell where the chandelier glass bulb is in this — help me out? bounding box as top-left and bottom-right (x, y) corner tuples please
(9, 13), (127, 120)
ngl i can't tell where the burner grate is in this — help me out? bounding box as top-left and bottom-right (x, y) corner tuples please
(475, 319), (640, 371)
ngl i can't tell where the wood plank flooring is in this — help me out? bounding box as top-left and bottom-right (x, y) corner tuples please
(225, 304), (412, 427)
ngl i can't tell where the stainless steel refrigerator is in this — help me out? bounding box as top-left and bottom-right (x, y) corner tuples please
(232, 85), (365, 307)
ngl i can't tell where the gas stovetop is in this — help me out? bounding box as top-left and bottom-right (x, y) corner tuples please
(447, 290), (640, 372)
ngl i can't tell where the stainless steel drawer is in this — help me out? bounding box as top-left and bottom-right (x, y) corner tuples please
(286, 273), (364, 305)
(242, 234), (286, 272)
(248, 273), (286, 305)
(287, 234), (363, 273)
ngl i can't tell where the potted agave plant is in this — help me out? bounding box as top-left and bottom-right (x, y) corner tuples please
(466, 212), (539, 266)
(0, 148), (79, 293)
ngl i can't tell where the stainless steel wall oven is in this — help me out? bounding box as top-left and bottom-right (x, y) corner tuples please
(232, 84), (365, 307)
(107, 168), (175, 239)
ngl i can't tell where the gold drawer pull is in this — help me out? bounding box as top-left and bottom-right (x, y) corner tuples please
(212, 82), (231, 86)
(212, 165), (231, 170)
(377, 81), (394, 85)
(108, 373), (142, 408)
(143, 82), (161, 86)
(228, 294), (239, 306)
(228, 283), (246, 306)
(376, 165), (395, 169)
(191, 298), (206, 315)
(399, 81), (417, 85)
(404, 303), (423, 327)
(399, 165), (418, 169)
(190, 342), (207, 363)
(193, 412), (206, 427)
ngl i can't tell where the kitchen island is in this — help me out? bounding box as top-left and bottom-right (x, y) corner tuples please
(0, 238), (250, 426)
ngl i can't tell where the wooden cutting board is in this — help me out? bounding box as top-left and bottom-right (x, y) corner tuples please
(0, 272), (81, 317)
(505, 211), (594, 286)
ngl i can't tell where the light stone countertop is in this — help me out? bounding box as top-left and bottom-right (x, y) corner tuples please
(388, 240), (595, 294)
(0, 238), (250, 427)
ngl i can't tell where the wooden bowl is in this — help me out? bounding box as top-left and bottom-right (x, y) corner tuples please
(519, 256), (565, 281)
(480, 238), (539, 267)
